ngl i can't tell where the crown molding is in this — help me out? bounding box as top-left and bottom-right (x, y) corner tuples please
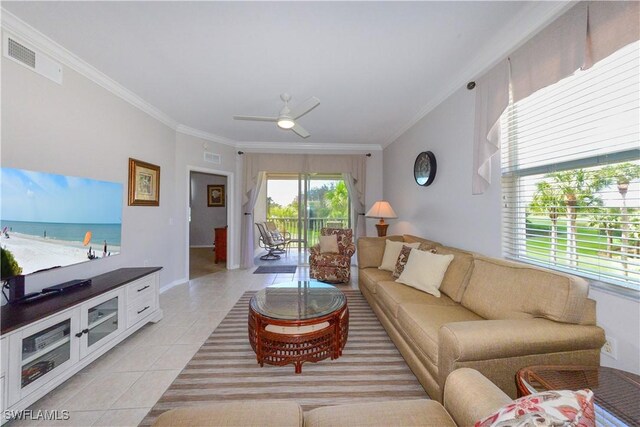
(382, 0), (573, 148)
(237, 141), (382, 154)
(1, 8), (179, 130)
(175, 125), (237, 147)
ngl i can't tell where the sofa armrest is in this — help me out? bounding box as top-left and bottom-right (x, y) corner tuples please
(309, 245), (320, 256)
(438, 319), (605, 394)
(443, 368), (511, 427)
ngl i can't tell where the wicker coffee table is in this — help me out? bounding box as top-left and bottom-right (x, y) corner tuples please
(248, 280), (348, 373)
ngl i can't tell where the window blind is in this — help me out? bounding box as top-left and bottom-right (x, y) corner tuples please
(501, 41), (640, 291)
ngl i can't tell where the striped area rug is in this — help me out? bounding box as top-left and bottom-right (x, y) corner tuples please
(140, 289), (428, 426)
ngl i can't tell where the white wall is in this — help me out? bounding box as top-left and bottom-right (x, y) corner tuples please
(189, 172), (227, 247)
(383, 87), (501, 256)
(364, 151), (384, 237)
(1, 52), (179, 292)
(174, 132), (240, 276)
(383, 85), (640, 374)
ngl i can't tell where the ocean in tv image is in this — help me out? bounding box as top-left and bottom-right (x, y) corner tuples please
(1, 168), (123, 275)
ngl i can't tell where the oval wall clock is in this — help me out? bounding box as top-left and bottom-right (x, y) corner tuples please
(414, 151), (437, 186)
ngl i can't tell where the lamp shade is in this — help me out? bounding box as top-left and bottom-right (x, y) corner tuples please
(365, 200), (397, 219)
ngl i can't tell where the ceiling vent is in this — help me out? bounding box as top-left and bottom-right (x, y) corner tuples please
(3, 35), (63, 84)
(204, 152), (221, 164)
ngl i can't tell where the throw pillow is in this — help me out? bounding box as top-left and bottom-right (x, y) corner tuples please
(270, 230), (284, 242)
(379, 240), (420, 271)
(319, 234), (339, 253)
(395, 249), (454, 297)
(393, 245), (437, 278)
(475, 389), (595, 427)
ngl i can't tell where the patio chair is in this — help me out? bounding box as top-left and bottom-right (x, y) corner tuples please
(256, 222), (286, 260)
(265, 221), (291, 254)
(309, 228), (355, 283)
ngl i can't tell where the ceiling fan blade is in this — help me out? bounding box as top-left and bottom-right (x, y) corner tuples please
(233, 115), (278, 122)
(291, 123), (310, 138)
(289, 97), (320, 120)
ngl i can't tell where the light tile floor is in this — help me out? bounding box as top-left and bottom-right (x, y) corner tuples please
(7, 265), (358, 427)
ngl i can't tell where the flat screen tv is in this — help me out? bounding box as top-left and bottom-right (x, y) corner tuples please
(1, 167), (123, 276)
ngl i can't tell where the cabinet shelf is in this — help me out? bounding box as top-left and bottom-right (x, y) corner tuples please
(88, 311), (117, 330)
(21, 336), (70, 366)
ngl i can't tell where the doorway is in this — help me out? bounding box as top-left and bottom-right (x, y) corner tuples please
(263, 173), (351, 255)
(189, 171), (227, 279)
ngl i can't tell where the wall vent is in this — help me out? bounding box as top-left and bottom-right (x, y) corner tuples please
(8, 37), (36, 68)
(3, 35), (63, 84)
(204, 152), (221, 164)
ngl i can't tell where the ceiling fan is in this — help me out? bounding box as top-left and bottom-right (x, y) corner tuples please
(233, 93), (320, 138)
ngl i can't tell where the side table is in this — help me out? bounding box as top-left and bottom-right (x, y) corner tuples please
(516, 365), (640, 426)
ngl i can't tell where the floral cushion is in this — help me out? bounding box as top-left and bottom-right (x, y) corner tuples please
(392, 245), (437, 278)
(475, 389), (595, 427)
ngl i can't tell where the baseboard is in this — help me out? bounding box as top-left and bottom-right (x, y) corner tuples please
(160, 278), (188, 293)
(228, 264), (240, 270)
(190, 245), (214, 248)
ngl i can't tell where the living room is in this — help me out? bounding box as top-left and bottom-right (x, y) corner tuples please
(1, 1), (638, 426)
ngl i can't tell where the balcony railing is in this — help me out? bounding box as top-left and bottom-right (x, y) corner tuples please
(266, 217), (349, 248)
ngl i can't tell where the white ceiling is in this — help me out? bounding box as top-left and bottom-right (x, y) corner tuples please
(3, 1), (567, 148)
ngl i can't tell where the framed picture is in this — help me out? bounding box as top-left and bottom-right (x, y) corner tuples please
(128, 158), (160, 206)
(207, 184), (225, 207)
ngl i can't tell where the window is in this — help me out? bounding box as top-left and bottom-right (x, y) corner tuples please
(501, 41), (640, 291)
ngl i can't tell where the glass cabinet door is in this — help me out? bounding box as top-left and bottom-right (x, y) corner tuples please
(79, 289), (124, 358)
(86, 296), (119, 349)
(21, 320), (71, 389)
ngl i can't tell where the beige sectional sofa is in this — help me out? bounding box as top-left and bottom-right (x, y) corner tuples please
(357, 235), (606, 401)
(153, 368), (514, 426)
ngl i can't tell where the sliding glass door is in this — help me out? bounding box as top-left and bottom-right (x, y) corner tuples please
(266, 173), (350, 252)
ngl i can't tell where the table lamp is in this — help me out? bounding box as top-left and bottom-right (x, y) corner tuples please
(365, 200), (397, 237)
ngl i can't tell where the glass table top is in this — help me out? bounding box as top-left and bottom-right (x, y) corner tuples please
(250, 280), (346, 321)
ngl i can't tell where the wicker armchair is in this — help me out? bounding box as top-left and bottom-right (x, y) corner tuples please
(309, 228), (356, 283)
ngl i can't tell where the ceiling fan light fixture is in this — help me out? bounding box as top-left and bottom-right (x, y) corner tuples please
(277, 117), (295, 129)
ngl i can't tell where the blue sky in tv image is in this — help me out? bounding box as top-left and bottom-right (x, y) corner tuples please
(0, 167), (123, 275)
(1, 168), (122, 225)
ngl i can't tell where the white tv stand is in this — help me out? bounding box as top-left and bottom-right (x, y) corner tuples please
(0, 268), (162, 424)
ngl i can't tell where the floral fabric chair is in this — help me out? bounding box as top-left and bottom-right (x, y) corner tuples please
(309, 228), (356, 283)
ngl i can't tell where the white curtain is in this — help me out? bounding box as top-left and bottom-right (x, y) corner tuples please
(241, 153), (367, 268)
(472, 0), (639, 194)
(343, 170), (366, 239)
(240, 154), (265, 268)
(471, 60), (510, 195)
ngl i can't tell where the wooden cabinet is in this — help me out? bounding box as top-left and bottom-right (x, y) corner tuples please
(214, 227), (227, 264)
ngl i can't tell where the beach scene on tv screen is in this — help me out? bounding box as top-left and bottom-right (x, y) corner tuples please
(1, 168), (123, 275)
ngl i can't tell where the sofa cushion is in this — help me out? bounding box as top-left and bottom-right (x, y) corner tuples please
(380, 240), (421, 271)
(359, 268), (395, 294)
(461, 256), (589, 324)
(475, 389), (595, 427)
(152, 401), (303, 427)
(434, 245), (475, 303)
(396, 250), (454, 297)
(305, 399), (456, 427)
(397, 304), (483, 365)
(377, 281), (457, 318)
